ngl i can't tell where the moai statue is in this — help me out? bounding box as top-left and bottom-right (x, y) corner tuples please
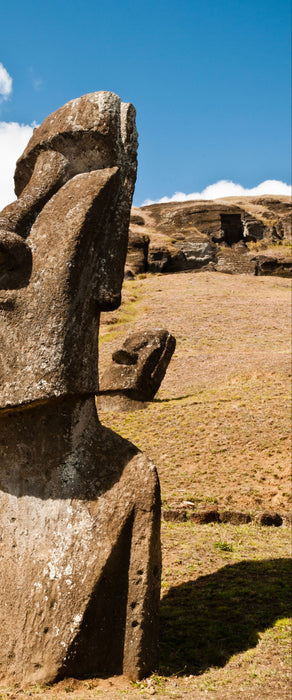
(0, 93), (161, 686)
(98, 329), (176, 410)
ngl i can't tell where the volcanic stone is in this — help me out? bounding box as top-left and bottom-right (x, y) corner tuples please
(258, 511), (283, 527)
(99, 329), (176, 403)
(219, 511), (252, 524)
(0, 92), (161, 686)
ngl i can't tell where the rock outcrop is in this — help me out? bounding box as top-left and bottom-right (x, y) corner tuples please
(98, 329), (176, 409)
(0, 93), (161, 685)
(124, 196), (291, 277)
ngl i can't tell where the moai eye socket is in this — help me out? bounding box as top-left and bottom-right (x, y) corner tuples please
(0, 232), (32, 290)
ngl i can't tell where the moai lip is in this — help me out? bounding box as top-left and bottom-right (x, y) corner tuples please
(0, 92), (161, 686)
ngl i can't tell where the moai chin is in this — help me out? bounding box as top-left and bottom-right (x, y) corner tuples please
(0, 93), (161, 686)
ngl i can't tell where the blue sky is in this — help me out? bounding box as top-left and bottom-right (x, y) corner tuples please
(0, 0), (291, 207)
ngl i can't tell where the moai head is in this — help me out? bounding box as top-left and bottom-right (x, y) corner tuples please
(100, 329), (176, 402)
(0, 92), (138, 410)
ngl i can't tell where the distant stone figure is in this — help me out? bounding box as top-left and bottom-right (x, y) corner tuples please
(0, 93), (161, 686)
(99, 329), (176, 407)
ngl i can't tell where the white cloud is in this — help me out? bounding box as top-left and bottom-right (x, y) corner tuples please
(0, 121), (35, 209)
(142, 179), (292, 206)
(0, 63), (12, 101)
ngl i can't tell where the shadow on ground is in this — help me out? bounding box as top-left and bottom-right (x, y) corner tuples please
(153, 394), (193, 403)
(159, 558), (292, 675)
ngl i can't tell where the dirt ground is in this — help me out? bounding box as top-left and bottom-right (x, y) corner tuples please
(1, 270), (291, 699)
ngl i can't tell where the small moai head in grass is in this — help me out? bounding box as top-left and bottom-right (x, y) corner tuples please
(100, 329), (176, 402)
(0, 92), (138, 410)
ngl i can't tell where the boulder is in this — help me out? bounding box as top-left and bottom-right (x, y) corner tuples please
(253, 255), (292, 278)
(190, 508), (220, 524)
(258, 512), (283, 526)
(124, 229), (149, 278)
(163, 508), (187, 522)
(0, 92), (161, 686)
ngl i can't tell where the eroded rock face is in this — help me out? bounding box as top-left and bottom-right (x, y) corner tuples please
(0, 93), (161, 685)
(253, 255), (292, 277)
(124, 229), (149, 278)
(126, 196), (291, 277)
(99, 329), (176, 407)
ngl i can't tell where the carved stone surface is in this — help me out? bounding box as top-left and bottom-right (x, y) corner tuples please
(99, 329), (176, 407)
(0, 93), (161, 685)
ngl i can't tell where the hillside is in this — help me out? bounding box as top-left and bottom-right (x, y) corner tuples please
(98, 269), (291, 698)
(2, 270), (291, 698)
(126, 195), (292, 278)
(99, 270), (291, 516)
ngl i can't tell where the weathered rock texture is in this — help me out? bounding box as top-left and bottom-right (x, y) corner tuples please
(125, 196), (292, 277)
(98, 329), (176, 409)
(0, 92), (138, 409)
(0, 93), (161, 685)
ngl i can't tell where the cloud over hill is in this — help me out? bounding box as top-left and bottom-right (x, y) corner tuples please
(0, 111), (290, 212)
(142, 179), (292, 206)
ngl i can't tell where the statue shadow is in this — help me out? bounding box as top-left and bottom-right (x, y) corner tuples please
(159, 558), (292, 675)
(153, 394), (193, 404)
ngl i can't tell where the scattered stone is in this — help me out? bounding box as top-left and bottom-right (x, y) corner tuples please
(190, 508), (220, 524)
(162, 504), (289, 526)
(219, 511), (252, 524)
(99, 329), (176, 405)
(258, 511), (283, 526)
(163, 508), (187, 522)
(0, 92), (161, 685)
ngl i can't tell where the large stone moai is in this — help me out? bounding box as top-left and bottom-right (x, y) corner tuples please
(0, 93), (161, 686)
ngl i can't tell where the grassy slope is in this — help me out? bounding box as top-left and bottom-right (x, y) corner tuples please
(99, 271), (291, 514)
(2, 271), (291, 700)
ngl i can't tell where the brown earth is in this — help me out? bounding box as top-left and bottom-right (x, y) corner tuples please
(99, 270), (291, 516)
(1, 270), (291, 699)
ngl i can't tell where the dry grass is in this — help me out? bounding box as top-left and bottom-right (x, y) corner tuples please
(99, 271), (291, 514)
(2, 270), (291, 699)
